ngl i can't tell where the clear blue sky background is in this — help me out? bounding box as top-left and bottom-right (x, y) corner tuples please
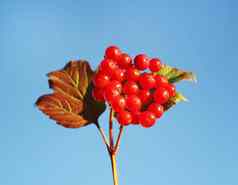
(1, 0), (237, 185)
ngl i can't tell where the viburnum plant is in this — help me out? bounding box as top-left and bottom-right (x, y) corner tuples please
(36, 46), (196, 185)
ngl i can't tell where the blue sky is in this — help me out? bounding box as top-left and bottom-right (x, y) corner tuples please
(1, 0), (238, 185)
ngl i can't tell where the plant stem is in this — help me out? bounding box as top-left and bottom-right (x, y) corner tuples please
(110, 152), (119, 185)
(114, 126), (124, 154)
(109, 108), (114, 151)
(96, 108), (121, 185)
(95, 122), (110, 153)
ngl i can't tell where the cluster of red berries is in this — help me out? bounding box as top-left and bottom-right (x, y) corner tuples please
(92, 46), (176, 128)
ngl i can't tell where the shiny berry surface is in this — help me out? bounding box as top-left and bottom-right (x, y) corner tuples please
(126, 95), (142, 112)
(155, 75), (168, 87)
(99, 59), (118, 75)
(107, 80), (122, 92)
(118, 53), (132, 68)
(104, 86), (120, 103)
(139, 73), (156, 89)
(164, 83), (176, 97)
(105, 46), (121, 61)
(112, 68), (125, 82)
(111, 96), (126, 112)
(117, 111), (132, 125)
(149, 58), (162, 72)
(123, 81), (139, 95)
(134, 54), (150, 70)
(153, 87), (170, 104)
(148, 103), (164, 118)
(126, 67), (140, 81)
(93, 73), (110, 88)
(138, 89), (152, 104)
(139, 111), (156, 128)
(92, 46), (178, 127)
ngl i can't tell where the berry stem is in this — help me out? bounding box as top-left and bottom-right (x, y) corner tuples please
(110, 153), (119, 185)
(108, 108), (120, 185)
(109, 108), (114, 150)
(114, 126), (124, 154)
(95, 122), (110, 153)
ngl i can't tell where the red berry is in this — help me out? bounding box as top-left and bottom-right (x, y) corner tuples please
(111, 96), (126, 112)
(148, 103), (164, 118)
(99, 59), (118, 76)
(126, 95), (142, 112)
(126, 67), (140, 81)
(117, 110), (132, 125)
(138, 89), (152, 104)
(93, 73), (110, 88)
(104, 85), (120, 103)
(123, 81), (139, 95)
(118, 53), (132, 68)
(163, 83), (176, 97)
(149, 58), (162, 72)
(112, 68), (125, 82)
(134, 54), (150, 70)
(139, 111), (156, 128)
(92, 88), (105, 102)
(153, 87), (170, 104)
(155, 75), (168, 87)
(107, 80), (122, 92)
(105, 46), (121, 61)
(131, 112), (141, 125)
(139, 73), (156, 89)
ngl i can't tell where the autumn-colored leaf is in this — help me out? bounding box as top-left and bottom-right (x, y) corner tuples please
(164, 92), (188, 111)
(157, 64), (197, 83)
(35, 60), (106, 128)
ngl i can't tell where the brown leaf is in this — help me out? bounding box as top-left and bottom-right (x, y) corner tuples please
(35, 60), (106, 128)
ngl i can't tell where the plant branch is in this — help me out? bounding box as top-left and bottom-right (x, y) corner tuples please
(109, 108), (114, 150)
(114, 126), (124, 154)
(110, 153), (119, 185)
(95, 122), (110, 153)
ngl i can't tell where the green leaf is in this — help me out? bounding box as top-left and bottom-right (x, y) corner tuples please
(35, 60), (106, 128)
(164, 92), (188, 111)
(157, 64), (197, 83)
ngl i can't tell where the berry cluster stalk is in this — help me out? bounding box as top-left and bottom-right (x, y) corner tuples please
(95, 108), (124, 185)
